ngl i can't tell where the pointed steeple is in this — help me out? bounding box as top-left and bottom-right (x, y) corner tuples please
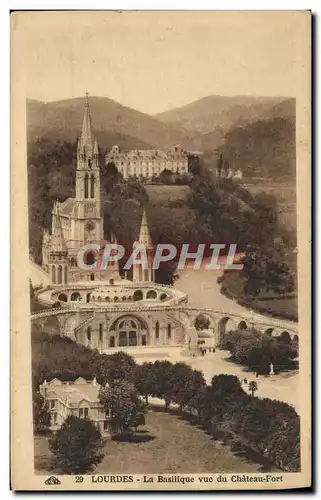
(138, 209), (153, 248)
(79, 93), (94, 152)
(51, 214), (67, 252)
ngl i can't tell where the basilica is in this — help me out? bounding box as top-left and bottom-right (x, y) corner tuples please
(41, 94), (154, 286)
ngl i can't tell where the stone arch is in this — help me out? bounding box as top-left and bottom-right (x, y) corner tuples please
(265, 328), (274, 335)
(217, 316), (237, 338)
(70, 291), (81, 301)
(160, 293), (167, 301)
(133, 290), (143, 301)
(114, 296), (119, 302)
(64, 266), (68, 284)
(146, 290), (157, 299)
(42, 316), (60, 335)
(87, 326), (91, 341)
(167, 323), (172, 340)
(86, 293), (91, 303)
(194, 312), (215, 330)
(293, 334), (299, 343)
(58, 293), (68, 302)
(238, 320), (247, 330)
(280, 331), (291, 344)
(109, 314), (149, 347)
(62, 313), (80, 338)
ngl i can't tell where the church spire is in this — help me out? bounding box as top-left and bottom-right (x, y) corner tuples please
(51, 209), (67, 252)
(138, 209), (153, 249)
(79, 92), (94, 151)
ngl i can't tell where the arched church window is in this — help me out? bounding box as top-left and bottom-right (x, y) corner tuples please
(155, 321), (159, 340)
(88, 158), (92, 168)
(144, 269), (149, 281)
(52, 266), (56, 284)
(167, 323), (171, 339)
(84, 173), (89, 199)
(87, 327), (91, 341)
(57, 265), (63, 285)
(138, 265), (143, 281)
(90, 174), (95, 198)
(64, 266), (68, 284)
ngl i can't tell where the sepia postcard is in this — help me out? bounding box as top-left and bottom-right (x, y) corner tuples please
(11, 10), (311, 491)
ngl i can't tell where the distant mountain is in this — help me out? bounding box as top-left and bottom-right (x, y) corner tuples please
(27, 97), (203, 151)
(217, 116), (296, 179)
(155, 95), (293, 135)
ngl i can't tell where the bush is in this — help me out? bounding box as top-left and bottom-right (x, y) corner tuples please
(49, 416), (104, 473)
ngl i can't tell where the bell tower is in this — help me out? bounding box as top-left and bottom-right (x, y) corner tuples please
(74, 94), (103, 244)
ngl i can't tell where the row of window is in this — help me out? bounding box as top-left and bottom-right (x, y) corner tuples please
(52, 265), (67, 284)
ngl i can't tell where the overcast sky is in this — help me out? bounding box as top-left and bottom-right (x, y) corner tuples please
(18, 11), (309, 115)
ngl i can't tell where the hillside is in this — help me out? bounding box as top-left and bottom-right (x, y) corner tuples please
(27, 97), (202, 152)
(155, 95), (292, 135)
(217, 117), (296, 179)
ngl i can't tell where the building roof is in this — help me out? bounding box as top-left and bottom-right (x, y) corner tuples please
(43, 377), (102, 406)
(57, 197), (80, 217)
(106, 146), (188, 161)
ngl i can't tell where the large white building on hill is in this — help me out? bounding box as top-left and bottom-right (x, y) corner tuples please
(105, 145), (189, 180)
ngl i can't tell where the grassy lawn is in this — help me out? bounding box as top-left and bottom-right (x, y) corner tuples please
(145, 185), (191, 205)
(34, 408), (270, 475)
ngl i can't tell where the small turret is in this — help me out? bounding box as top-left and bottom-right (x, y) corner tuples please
(132, 209), (154, 283)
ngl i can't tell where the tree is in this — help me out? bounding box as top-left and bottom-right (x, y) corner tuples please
(134, 362), (155, 404)
(211, 374), (244, 397)
(33, 391), (51, 432)
(49, 416), (104, 473)
(241, 243), (295, 298)
(194, 314), (210, 331)
(171, 365), (206, 412)
(248, 381), (258, 397)
(158, 168), (174, 185)
(99, 380), (147, 436)
(104, 351), (137, 384)
(154, 265), (179, 286)
(147, 360), (175, 411)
